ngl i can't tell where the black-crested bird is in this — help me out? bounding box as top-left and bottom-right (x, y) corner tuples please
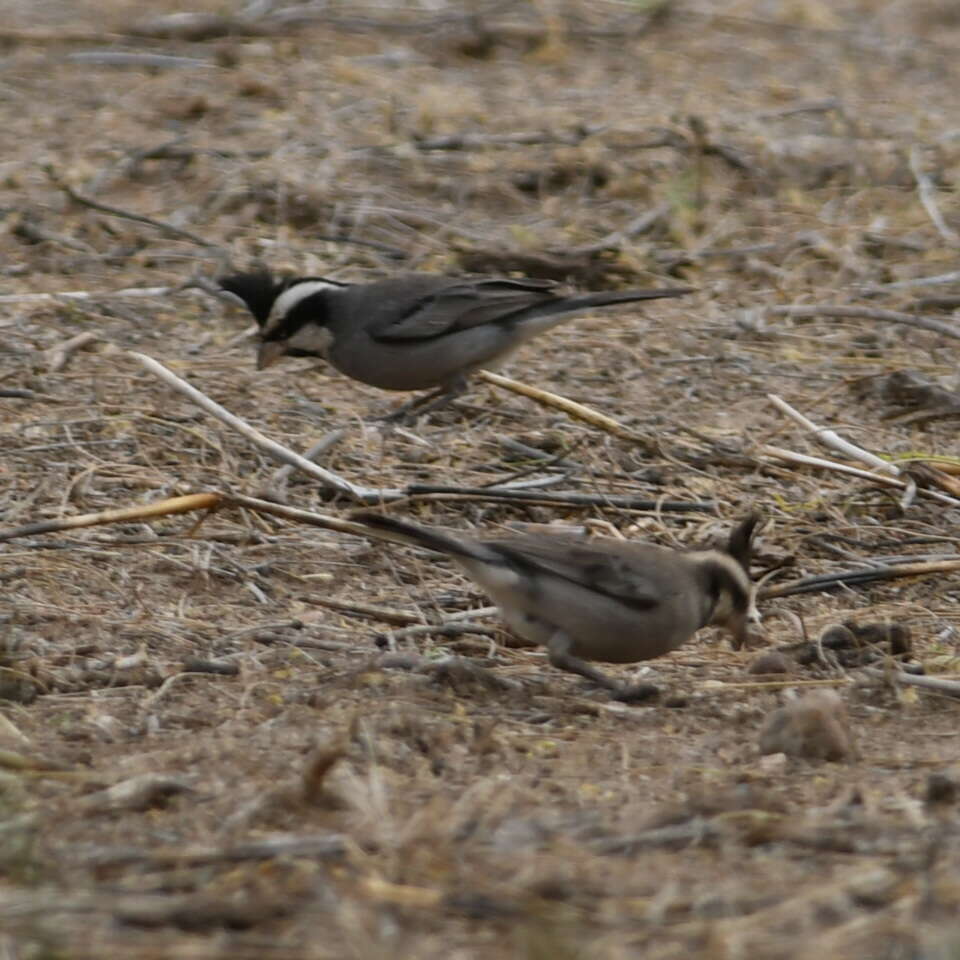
(352, 511), (760, 701)
(218, 270), (692, 418)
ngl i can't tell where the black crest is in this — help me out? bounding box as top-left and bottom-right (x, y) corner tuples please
(218, 271), (287, 327)
(725, 513), (759, 574)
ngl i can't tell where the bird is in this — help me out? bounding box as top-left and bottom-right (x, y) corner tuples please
(217, 270), (693, 419)
(351, 511), (760, 701)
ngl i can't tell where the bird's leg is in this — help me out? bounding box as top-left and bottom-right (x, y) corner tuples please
(378, 387), (448, 423)
(546, 632), (659, 703)
(377, 377), (467, 424)
(610, 682), (660, 704)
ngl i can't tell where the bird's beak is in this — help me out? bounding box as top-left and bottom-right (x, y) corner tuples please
(257, 340), (288, 370)
(747, 588), (762, 627)
(729, 591), (763, 651)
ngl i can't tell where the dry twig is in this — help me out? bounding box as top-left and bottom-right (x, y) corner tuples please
(477, 369), (656, 449)
(412, 127), (599, 151)
(0, 493), (222, 543)
(861, 665), (960, 698)
(0, 287), (174, 304)
(80, 834), (348, 869)
(759, 445), (960, 507)
(908, 146), (960, 248)
(768, 304), (960, 340)
(405, 484), (715, 511)
(562, 205), (669, 257)
(131, 352), (398, 502)
(44, 331), (99, 372)
(863, 269), (960, 292)
(261, 430), (347, 501)
(45, 166), (221, 250)
(762, 558), (960, 598)
(65, 51), (216, 70)
(765, 395), (942, 509)
(767, 394), (898, 476)
(0, 389), (54, 400)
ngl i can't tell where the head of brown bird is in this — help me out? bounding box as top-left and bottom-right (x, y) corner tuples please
(693, 513), (760, 650)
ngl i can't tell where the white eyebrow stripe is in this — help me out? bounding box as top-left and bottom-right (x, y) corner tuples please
(266, 280), (341, 333)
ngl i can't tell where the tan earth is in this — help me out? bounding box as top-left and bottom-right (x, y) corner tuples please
(2, 2), (960, 957)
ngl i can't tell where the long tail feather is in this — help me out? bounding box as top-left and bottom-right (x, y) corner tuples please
(558, 286), (694, 311)
(351, 511), (491, 562)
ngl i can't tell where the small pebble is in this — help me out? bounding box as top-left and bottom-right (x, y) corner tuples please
(925, 771), (958, 807)
(747, 651), (794, 675)
(845, 620), (912, 656)
(758, 752), (788, 774)
(758, 689), (854, 762)
(820, 625), (857, 649)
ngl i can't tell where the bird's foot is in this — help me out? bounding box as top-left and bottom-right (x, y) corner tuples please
(375, 388), (458, 425)
(610, 682), (660, 704)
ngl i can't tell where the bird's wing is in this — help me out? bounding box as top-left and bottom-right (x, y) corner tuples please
(372, 278), (559, 342)
(493, 538), (667, 610)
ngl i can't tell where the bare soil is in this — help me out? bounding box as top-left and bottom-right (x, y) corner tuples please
(2, 2), (960, 957)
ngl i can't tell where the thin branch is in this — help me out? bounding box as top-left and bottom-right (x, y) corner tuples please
(0, 492), (372, 547)
(0, 493), (221, 544)
(65, 51), (217, 70)
(45, 166), (221, 250)
(261, 429), (346, 501)
(764, 395), (927, 510)
(0, 28), (127, 43)
(297, 595), (423, 627)
(908, 145), (960, 247)
(860, 270), (960, 292)
(761, 445), (902, 486)
(411, 127), (599, 152)
(767, 394), (899, 476)
(768, 304), (960, 340)
(80, 834), (348, 870)
(477, 370), (657, 450)
(130, 352), (399, 502)
(44, 331), (99, 372)
(861, 665), (960, 698)
(312, 234), (409, 259)
(655, 240), (784, 268)
(0, 389), (60, 401)
(759, 445), (960, 507)
(382, 620), (499, 645)
(756, 97), (841, 120)
(0, 287), (174, 304)
(405, 485), (716, 511)
(712, 678), (849, 692)
(762, 558), (960, 598)
(225, 492), (371, 537)
(561, 204), (669, 257)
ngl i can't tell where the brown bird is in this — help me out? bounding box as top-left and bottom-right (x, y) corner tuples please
(218, 270), (692, 418)
(352, 511), (759, 701)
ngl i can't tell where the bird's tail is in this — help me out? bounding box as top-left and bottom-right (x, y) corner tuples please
(507, 286), (693, 331)
(552, 286), (693, 315)
(351, 511), (493, 563)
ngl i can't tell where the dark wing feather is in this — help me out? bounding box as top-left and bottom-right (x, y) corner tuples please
(492, 537), (665, 610)
(373, 278), (559, 342)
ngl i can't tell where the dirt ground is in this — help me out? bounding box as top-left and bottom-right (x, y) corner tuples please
(3, 1), (960, 957)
